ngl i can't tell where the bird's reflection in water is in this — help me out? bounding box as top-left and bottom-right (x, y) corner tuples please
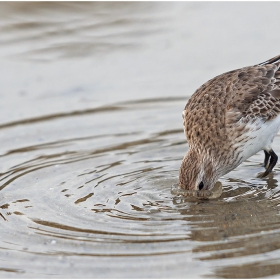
(173, 174), (280, 278)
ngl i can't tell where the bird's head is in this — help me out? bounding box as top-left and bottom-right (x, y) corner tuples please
(179, 149), (219, 191)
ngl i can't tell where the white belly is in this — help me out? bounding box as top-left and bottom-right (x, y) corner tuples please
(236, 114), (280, 161)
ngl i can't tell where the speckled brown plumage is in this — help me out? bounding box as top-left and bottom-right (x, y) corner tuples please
(180, 54), (280, 190)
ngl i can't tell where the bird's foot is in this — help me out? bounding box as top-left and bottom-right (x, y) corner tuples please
(262, 150), (270, 168)
(259, 149), (278, 178)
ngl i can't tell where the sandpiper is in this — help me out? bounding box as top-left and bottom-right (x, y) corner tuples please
(179, 54), (280, 191)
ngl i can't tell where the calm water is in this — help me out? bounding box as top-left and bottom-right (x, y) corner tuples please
(2, 2), (280, 278)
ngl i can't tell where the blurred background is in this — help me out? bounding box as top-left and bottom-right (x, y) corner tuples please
(1, 2), (280, 278)
(1, 1), (280, 123)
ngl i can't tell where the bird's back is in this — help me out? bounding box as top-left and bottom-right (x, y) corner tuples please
(183, 55), (280, 157)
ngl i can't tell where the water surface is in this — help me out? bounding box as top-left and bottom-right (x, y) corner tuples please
(1, 2), (280, 278)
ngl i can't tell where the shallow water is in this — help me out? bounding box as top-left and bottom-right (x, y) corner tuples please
(2, 2), (280, 278)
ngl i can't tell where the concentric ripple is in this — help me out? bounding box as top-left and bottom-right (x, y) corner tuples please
(1, 98), (280, 278)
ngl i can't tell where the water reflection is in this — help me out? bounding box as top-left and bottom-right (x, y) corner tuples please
(173, 175), (280, 278)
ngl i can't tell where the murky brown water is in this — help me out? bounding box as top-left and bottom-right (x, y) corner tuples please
(1, 2), (280, 278)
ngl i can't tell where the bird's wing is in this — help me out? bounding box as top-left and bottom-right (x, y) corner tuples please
(226, 54), (280, 123)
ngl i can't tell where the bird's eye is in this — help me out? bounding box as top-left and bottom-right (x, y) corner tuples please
(198, 181), (204, 190)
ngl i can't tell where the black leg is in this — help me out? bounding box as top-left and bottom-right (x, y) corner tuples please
(263, 150), (270, 168)
(261, 149), (278, 177)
